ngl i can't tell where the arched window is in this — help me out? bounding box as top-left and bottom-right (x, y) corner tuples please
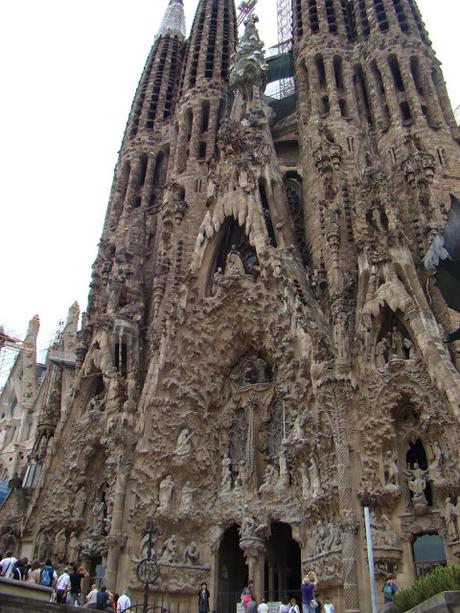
(412, 534), (446, 577)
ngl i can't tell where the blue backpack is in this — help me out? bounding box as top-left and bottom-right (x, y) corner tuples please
(39, 565), (54, 587)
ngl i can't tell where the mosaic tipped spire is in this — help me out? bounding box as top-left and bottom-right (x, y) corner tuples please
(158, 0), (186, 39)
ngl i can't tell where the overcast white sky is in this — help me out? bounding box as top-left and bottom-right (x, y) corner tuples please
(0, 0), (459, 366)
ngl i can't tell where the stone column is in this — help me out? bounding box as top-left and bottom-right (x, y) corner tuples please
(268, 563), (274, 601)
(240, 537), (266, 602)
(320, 381), (360, 613)
(105, 460), (130, 590)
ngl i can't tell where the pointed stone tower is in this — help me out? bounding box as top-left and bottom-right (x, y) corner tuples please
(10, 1), (460, 611)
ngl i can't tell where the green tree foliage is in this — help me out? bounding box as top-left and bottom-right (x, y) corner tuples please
(393, 564), (460, 612)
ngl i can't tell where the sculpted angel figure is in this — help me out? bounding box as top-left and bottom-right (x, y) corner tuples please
(405, 463), (428, 506)
(174, 427), (193, 459)
(383, 449), (399, 488)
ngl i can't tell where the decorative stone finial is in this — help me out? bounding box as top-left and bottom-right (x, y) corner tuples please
(229, 13), (268, 97)
(157, 0), (186, 40)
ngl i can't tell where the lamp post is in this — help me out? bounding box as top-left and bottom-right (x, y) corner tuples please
(136, 523), (160, 613)
(362, 501), (378, 613)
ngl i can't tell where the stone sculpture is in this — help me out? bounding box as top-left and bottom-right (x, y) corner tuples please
(160, 534), (177, 563)
(158, 475), (175, 513)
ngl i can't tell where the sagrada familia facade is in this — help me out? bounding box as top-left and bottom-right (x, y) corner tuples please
(1, 0), (460, 610)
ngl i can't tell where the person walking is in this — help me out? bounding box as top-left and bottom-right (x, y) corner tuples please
(68, 562), (90, 606)
(55, 566), (71, 603)
(117, 590), (131, 612)
(382, 575), (398, 603)
(39, 559), (57, 589)
(301, 571), (318, 613)
(0, 551), (17, 578)
(258, 598), (269, 613)
(198, 582), (210, 613)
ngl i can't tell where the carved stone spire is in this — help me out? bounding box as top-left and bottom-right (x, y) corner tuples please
(229, 14), (268, 98)
(157, 0), (186, 40)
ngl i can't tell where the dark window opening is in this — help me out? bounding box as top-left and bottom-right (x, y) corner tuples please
(400, 101), (412, 122)
(392, 0), (409, 32)
(388, 55), (405, 92)
(321, 95), (330, 115)
(199, 142), (207, 159)
(315, 55), (327, 89)
(353, 64), (373, 126)
(410, 57), (424, 95)
(201, 101), (210, 133)
(339, 98), (347, 117)
(333, 56), (344, 90)
(325, 0), (337, 32)
(153, 151), (166, 187)
(139, 154), (148, 188)
(373, 0), (389, 31)
(309, 0), (319, 32)
(358, 0), (370, 36)
(258, 180), (277, 247)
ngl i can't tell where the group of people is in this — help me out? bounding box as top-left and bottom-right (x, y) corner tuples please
(0, 550), (131, 611)
(238, 574), (335, 613)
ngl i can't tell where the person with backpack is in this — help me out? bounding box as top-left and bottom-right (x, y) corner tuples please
(382, 575), (398, 603)
(39, 559), (57, 589)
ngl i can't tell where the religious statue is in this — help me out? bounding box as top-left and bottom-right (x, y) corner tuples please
(443, 497), (459, 542)
(300, 463), (310, 498)
(375, 336), (389, 369)
(383, 449), (399, 490)
(259, 463), (278, 494)
(179, 481), (195, 515)
(405, 463), (428, 509)
(92, 499), (106, 532)
(73, 485), (86, 519)
(183, 541), (200, 565)
(159, 534), (177, 563)
(68, 531), (80, 564)
(53, 528), (67, 561)
(174, 428), (193, 460)
(158, 475), (175, 513)
(276, 446), (290, 491)
(240, 514), (268, 540)
(225, 250), (246, 276)
(429, 441), (443, 482)
(221, 455), (233, 493)
(309, 457), (321, 497)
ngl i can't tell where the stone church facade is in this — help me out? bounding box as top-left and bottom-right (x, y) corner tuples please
(2, 0), (460, 611)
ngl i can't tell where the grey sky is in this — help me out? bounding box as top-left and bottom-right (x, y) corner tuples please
(0, 0), (458, 366)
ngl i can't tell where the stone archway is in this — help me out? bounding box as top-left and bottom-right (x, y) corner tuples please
(264, 522), (301, 603)
(217, 524), (247, 613)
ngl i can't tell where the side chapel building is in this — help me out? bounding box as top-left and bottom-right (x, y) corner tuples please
(1, 0), (460, 610)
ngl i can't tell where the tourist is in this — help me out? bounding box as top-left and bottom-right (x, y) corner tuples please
(198, 581), (210, 613)
(96, 585), (113, 611)
(289, 598), (300, 613)
(258, 597), (269, 613)
(86, 583), (98, 609)
(301, 571), (318, 613)
(55, 566), (71, 603)
(10, 558), (26, 580)
(0, 550), (17, 578)
(117, 590), (132, 612)
(382, 575), (398, 603)
(280, 599), (290, 613)
(39, 559), (57, 588)
(112, 592), (119, 611)
(246, 594), (258, 613)
(323, 603), (335, 613)
(241, 587), (252, 611)
(27, 559), (41, 583)
(68, 562), (90, 606)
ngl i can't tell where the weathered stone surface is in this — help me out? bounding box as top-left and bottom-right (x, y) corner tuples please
(1, 1), (460, 612)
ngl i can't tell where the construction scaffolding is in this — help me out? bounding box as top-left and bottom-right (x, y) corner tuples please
(0, 327), (23, 390)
